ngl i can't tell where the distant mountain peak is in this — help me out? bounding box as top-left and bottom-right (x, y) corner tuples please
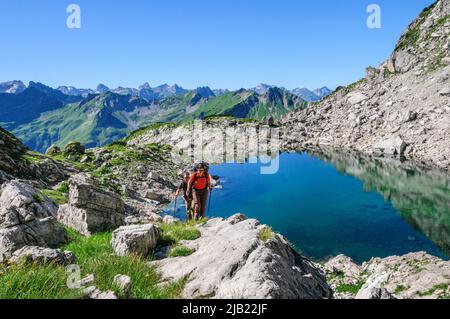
(0, 80), (26, 94)
(313, 86), (333, 98)
(96, 84), (110, 93)
(139, 82), (152, 90)
(252, 83), (273, 95)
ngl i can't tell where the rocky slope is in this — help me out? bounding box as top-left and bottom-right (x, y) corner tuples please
(282, 0), (450, 171)
(325, 252), (450, 299)
(152, 214), (332, 299)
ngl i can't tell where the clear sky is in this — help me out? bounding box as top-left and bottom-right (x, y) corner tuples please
(0, 0), (435, 91)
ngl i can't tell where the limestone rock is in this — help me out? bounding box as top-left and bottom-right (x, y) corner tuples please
(83, 286), (117, 299)
(373, 135), (407, 156)
(279, 0), (450, 171)
(347, 92), (368, 105)
(57, 174), (124, 236)
(111, 224), (160, 257)
(162, 215), (180, 225)
(0, 181), (68, 262)
(124, 213), (162, 225)
(151, 214), (332, 299)
(325, 251), (450, 299)
(356, 287), (396, 300)
(10, 246), (76, 266)
(324, 255), (362, 280)
(113, 274), (132, 298)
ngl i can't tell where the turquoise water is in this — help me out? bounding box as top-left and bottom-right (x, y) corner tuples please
(168, 151), (450, 263)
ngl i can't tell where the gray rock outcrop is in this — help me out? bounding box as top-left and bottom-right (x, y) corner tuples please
(111, 224), (160, 257)
(113, 274), (132, 298)
(10, 246), (76, 266)
(83, 286), (117, 299)
(325, 252), (450, 299)
(151, 214), (332, 299)
(58, 174), (124, 236)
(282, 0), (450, 170)
(0, 181), (68, 262)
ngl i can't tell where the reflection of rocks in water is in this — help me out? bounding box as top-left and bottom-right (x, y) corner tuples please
(308, 147), (450, 256)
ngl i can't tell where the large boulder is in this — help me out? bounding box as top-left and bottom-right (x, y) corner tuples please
(10, 246), (76, 266)
(151, 214), (332, 299)
(64, 141), (85, 155)
(58, 174), (124, 236)
(111, 224), (160, 257)
(0, 181), (68, 262)
(373, 135), (407, 156)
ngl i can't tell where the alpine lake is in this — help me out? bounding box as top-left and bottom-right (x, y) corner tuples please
(166, 149), (450, 264)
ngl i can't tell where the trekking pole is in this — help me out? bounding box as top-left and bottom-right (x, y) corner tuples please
(207, 190), (212, 216)
(173, 197), (178, 217)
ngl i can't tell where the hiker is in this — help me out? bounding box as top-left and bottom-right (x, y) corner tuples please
(174, 171), (194, 221)
(187, 163), (212, 219)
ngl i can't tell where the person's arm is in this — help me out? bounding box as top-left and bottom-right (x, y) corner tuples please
(207, 174), (213, 191)
(174, 182), (182, 199)
(186, 175), (194, 196)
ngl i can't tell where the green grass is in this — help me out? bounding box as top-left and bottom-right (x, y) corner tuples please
(335, 281), (365, 295)
(327, 270), (345, 282)
(40, 189), (68, 205)
(0, 262), (82, 299)
(32, 193), (44, 204)
(157, 221), (203, 247)
(258, 227), (274, 242)
(168, 246), (194, 258)
(57, 181), (69, 193)
(346, 78), (368, 92)
(62, 228), (186, 299)
(395, 285), (408, 294)
(0, 228), (188, 299)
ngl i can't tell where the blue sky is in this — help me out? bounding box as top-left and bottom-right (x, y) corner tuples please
(0, 0), (435, 90)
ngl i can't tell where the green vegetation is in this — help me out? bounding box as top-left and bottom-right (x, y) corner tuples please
(0, 221), (207, 299)
(335, 281), (365, 295)
(157, 220), (203, 247)
(22, 152), (46, 164)
(40, 181), (70, 205)
(169, 246), (194, 258)
(383, 67), (396, 78)
(327, 270), (345, 282)
(125, 122), (179, 142)
(395, 1), (438, 51)
(62, 229), (185, 299)
(395, 285), (408, 294)
(346, 78), (368, 92)
(40, 189), (68, 205)
(32, 193), (43, 204)
(417, 283), (449, 298)
(258, 227), (274, 242)
(0, 262), (82, 299)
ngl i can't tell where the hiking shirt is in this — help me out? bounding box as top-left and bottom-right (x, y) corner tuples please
(190, 172), (210, 191)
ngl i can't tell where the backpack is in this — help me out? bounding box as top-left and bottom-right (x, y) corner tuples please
(190, 161), (210, 191)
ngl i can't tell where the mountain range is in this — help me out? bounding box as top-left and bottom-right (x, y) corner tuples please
(0, 80), (322, 152)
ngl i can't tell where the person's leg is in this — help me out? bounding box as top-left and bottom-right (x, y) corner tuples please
(192, 190), (200, 219)
(184, 198), (191, 220)
(200, 189), (208, 218)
